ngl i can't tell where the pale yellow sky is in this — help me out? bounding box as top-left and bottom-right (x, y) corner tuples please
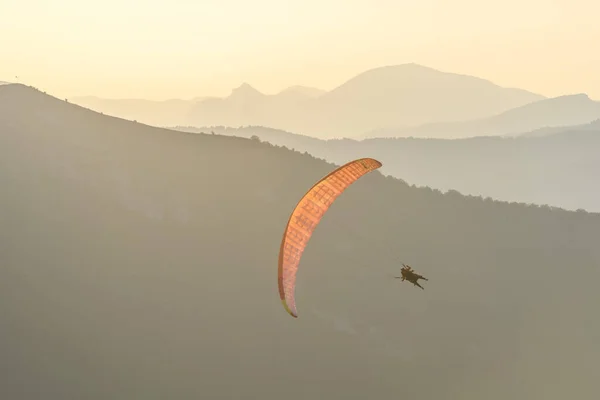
(1, 0), (599, 100)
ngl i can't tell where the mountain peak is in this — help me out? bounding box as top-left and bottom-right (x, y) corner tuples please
(350, 63), (464, 81)
(508, 93), (596, 113)
(555, 93), (590, 101)
(230, 82), (264, 98)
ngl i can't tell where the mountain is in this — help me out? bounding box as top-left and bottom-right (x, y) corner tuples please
(184, 64), (545, 138)
(71, 85), (324, 129)
(2, 84), (599, 399)
(70, 96), (205, 127)
(364, 94), (600, 139)
(177, 124), (600, 212)
(172, 125), (324, 152)
(515, 118), (600, 138)
(183, 82), (320, 130)
(69, 65), (545, 137)
(312, 64), (544, 134)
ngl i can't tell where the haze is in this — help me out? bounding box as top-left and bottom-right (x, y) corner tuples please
(2, 0), (599, 100)
(2, 1), (600, 399)
(2, 84), (599, 399)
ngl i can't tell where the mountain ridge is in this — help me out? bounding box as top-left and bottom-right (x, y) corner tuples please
(68, 63), (545, 135)
(173, 121), (600, 212)
(186, 63), (545, 137)
(362, 93), (600, 139)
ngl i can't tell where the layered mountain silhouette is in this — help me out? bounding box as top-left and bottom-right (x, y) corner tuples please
(70, 64), (543, 137)
(2, 83), (599, 399)
(180, 83), (324, 134)
(515, 118), (600, 138)
(175, 123), (600, 212)
(185, 64), (543, 137)
(366, 93), (600, 139)
(71, 85), (324, 129)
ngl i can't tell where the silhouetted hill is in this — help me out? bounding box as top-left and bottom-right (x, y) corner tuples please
(514, 118), (600, 138)
(2, 84), (599, 399)
(353, 131), (600, 212)
(185, 64), (544, 138)
(365, 94), (600, 139)
(173, 125), (323, 151)
(174, 124), (600, 212)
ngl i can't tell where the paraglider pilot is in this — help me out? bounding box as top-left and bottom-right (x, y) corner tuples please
(397, 264), (428, 290)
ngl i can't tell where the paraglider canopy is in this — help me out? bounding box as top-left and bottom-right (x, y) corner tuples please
(277, 158), (383, 318)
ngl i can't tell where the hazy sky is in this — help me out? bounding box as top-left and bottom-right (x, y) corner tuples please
(2, 0), (599, 100)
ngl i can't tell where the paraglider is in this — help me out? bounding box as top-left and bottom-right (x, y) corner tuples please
(277, 158), (383, 318)
(396, 264), (428, 290)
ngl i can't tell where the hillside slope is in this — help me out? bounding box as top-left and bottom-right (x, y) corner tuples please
(187, 125), (600, 212)
(1, 84), (599, 400)
(366, 93), (600, 139)
(515, 118), (600, 138)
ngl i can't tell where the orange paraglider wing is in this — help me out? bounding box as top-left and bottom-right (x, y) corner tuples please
(277, 158), (383, 318)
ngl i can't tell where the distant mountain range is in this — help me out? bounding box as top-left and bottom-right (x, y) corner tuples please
(70, 85), (324, 128)
(514, 118), (600, 138)
(183, 64), (543, 137)
(66, 64), (600, 139)
(67, 63), (545, 137)
(174, 121), (600, 212)
(365, 93), (600, 139)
